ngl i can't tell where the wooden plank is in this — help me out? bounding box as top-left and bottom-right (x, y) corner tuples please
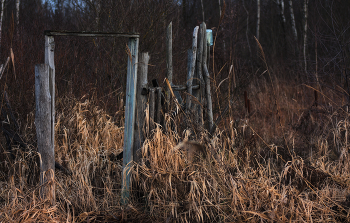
(156, 87), (162, 124)
(194, 23), (205, 125)
(171, 84), (200, 91)
(45, 35), (55, 161)
(35, 64), (55, 205)
(186, 26), (199, 110)
(121, 37), (139, 205)
(0, 56), (9, 80)
(44, 30), (139, 38)
(166, 22), (173, 112)
(149, 88), (155, 132)
(202, 23), (214, 132)
(134, 52), (149, 162)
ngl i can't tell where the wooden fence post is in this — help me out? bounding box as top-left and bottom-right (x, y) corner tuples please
(166, 22), (173, 112)
(134, 52), (149, 162)
(194, 23), (205, 125)
(45, 35), (55, 153)
(35, 64), (55, 205)
(149, 88), (155, 132)
(186, 26), (199, 111)
(156, 87), (162, 124)
(202, 23), (214, 132)
(121, 37), (139, 205)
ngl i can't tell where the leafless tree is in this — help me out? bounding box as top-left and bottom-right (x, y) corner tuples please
(288, 0), (298, 44)
(0, 0), (4, 52)
(303, 0), (309, 72)
(256, 0), (260, 41)
(16, 0), (20, 36)
(242, 0), (251, 56)
(200, 0), (205, 22)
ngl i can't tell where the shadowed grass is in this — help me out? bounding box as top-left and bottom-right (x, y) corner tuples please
(1, 77), (350, 222)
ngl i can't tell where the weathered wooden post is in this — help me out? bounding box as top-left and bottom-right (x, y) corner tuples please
(149, 88), (155, 132)
(35, 64), (55, 204)
(166, 22), (173, 112)
(134, 52), (149, 162)
(156, 87), (162, 124)
(194, 23), (205, 125)
(203, 23), (214, 132)
(186, 26), (199, 112)
(39, 30), (141, 206)
(45, 35), (55, 164)
(121, 37), (139, 205)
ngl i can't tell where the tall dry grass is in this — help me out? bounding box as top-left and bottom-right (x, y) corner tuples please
(1, 75), (350, 222)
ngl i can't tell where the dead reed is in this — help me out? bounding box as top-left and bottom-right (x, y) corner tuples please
(1, 78), (350, 222)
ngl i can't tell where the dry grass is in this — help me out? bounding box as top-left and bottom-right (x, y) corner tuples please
(1, 77), (350, 222)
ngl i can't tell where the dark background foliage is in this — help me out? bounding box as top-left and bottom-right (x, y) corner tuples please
(0, 0), (349, 130)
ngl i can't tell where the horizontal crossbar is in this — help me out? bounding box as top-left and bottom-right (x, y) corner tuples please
(44, 30), (139, 38)
(172, 84), (200, 91)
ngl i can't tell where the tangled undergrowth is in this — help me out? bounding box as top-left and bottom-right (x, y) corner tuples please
(1, 82), (350, 222)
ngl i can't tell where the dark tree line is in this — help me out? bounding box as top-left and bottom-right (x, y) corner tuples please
(0, 0), (349, 120)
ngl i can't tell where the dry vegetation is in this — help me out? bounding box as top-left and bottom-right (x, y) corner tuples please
(1, 0), (350, 222)
(1, 70), (350, 222)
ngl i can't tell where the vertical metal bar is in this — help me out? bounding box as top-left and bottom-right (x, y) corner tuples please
(121, 37), (139, 205)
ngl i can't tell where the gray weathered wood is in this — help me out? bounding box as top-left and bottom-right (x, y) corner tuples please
(121, 37), (139, 205)
(196, 24), (204, 89)
(134, 52), (149, 162)
(44, 30), (139, 38)
(194, 23), (205, 125)
(171, 84), (200, 91)
(35, 64), (55, 204)
(202, 23), (214, 132)
(166, 22), (173, 112)
(156, 87), (162, 124)
(45, 35), (55, 161)
(186, 26), (199, 110)
(149, 88), (155, 132)
(0, 56), (10, 80)
(187, 49), (192, 108)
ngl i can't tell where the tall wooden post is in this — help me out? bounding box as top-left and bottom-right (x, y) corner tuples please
(134, 52), (149, 162)
(45, 35), (55, 165)
(35, 64), (55, 205)
(203, 23), (214, 132)
(156, 87), (162, 124)
(149, 88), (156, 132)
(186, 26), (199, 110)
(166, 22), (173, 112)
(194, 23), (205, 125)
(121, 37), (139, 205)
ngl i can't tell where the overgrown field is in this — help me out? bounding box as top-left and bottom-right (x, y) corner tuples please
(0, 73), (350, 222)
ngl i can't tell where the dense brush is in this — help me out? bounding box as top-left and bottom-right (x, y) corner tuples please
(1, 83), (350, 222)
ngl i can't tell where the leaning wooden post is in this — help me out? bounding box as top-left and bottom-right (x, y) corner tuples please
(166, 22), (173, 112)
(186, 26), (199, 111)
(121, 37), (139, 205)
(35, 64), (55, 205)
(202, 23), (214, 132)
(134, 52), (149, 162)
